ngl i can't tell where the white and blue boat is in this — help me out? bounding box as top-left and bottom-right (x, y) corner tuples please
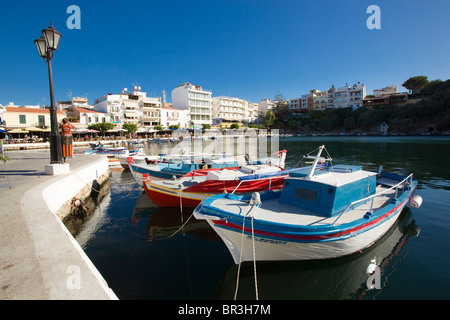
(194, 145), (423, 263)
(128, 151), (287, 186)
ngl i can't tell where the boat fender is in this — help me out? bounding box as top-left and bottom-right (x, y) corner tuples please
(410, 195), (423, 208)
(250, 192), (261, 206)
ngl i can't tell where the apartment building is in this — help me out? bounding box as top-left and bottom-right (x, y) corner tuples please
(246, 101), (259, 124)
(57, 97), (90, 110)
(94, 86), (163, 128)
(171, 82), (212, 127)
(212, 96), (247, 127)
(290, 83), (366, 112)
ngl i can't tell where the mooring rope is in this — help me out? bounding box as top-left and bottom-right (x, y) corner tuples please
(234, 203), (259, 300)
(234, 213), (247, 300)
(251, 214), (259, 300)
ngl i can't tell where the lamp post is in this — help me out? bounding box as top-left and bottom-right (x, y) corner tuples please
(34, 22), (63, 165)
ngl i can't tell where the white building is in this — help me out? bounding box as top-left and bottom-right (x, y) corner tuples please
(288, 98), (301, 112)
(160, 106), (189, 128)
(373, 85), (398, 97)
(94, 86), (163, 129)
(246, 101), (259, 124)
(171, 82), (212, 127)
(333, 83), (366, 110)
(70, 107), (109, 128)
(212, 96), (247, 127)
(57, 97), (90, 110)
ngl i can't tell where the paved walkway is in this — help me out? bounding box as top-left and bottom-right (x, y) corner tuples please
(0, 149), (117, 299)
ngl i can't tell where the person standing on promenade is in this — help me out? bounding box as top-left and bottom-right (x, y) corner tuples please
(60, 118), (75, 162)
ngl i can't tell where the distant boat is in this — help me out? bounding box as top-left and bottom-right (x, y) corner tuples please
(194, 145), (423, 263)
(84, 144), (144, 158)
(143, 151), (289, 207)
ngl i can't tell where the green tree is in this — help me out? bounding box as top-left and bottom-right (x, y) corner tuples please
(154, 125), (162, 131)
(88, 122), (115, 133)
(402, 76), (429, 93)
(122, 123), (137, 134)
(230, 123), (240, 129)
(263, 110), (276, 128)
(202, 124), (211, 129)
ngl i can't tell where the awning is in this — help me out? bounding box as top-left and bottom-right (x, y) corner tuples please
(8, 129), (29, 133)
(25, 126), (46, 132)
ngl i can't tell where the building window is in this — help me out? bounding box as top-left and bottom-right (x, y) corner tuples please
(19, 115), (26, 124)
(38, 115), (45, 126)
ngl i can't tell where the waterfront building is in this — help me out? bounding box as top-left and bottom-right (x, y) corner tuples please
(330, 83), (365, 110)
(311, 89), (328, 110)
(160, 106), (189, 128)
(94, 86), (163, 129)
(171, 82), (212, 127)
(3, 106), (66, 129)
(373, 85), (398, 97)
(288, 98), (301, 112)
(57, 97), (90, 110)
(212, 96), (247, 127)
(67, 107), (109, 128)
(289, 82), (365, 113)
(246, 101), (259, 124)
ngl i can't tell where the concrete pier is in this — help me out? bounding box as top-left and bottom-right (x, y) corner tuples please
(0, 149), (118, 300)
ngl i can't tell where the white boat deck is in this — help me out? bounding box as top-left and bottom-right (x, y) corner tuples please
(210, 185), (397, 227)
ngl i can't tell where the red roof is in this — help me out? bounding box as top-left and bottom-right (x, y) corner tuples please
(74, 107), (106, 114)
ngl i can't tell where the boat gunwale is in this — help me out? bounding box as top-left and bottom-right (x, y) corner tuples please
(195, 176), (417, 239)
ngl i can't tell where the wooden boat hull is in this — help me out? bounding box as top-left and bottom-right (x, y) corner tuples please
(143, 176), (286, 208)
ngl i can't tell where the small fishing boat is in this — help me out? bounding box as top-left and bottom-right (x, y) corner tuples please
(128, 150), (287, 185)
(84, 145), (144, 157)
(143, 152), (290, 208)
(193, 145), (423, 263)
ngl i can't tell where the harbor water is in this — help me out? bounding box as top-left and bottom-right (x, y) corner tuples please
(67, 136), (450, 299)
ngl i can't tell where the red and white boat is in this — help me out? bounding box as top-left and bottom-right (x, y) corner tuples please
(141, 151), (327, 208)
(142, 162), (291, 207)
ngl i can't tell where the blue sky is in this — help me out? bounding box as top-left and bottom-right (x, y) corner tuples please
(1, 0), (450, 106)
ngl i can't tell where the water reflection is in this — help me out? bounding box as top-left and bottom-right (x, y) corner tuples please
(212, 209), (420, 300)
(131, 192), (220, 244)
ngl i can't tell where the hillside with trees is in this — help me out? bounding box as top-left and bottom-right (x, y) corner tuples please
(271, 77), (450, 134)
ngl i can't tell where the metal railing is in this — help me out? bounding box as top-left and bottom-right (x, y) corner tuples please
(331, 173), (414, 225)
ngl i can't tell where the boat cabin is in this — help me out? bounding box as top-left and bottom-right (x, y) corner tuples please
(280, 165), (377, 217)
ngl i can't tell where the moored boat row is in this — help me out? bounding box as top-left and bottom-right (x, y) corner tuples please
(90, 144), (424, 263)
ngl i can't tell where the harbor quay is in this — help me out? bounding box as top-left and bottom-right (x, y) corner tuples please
(0, 149), (117, 300)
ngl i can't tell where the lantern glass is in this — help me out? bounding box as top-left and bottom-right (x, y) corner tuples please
(42, 23), (62, 51)
(34, 36), (47, 58)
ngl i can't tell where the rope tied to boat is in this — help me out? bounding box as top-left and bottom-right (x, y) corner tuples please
(234, 192), (260, 300)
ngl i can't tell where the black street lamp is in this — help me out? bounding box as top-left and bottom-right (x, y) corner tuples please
(34, 22), (63, 164)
